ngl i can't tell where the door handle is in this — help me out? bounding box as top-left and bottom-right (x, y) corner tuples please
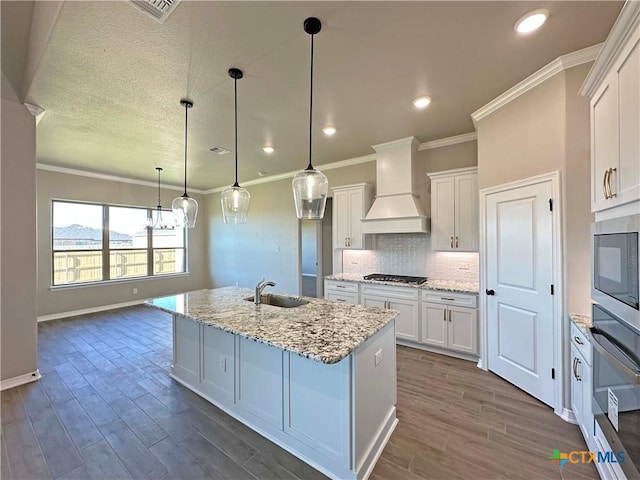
(448, 310), (452, 322)
(450, 236), (454, 248)
(603, 169), (610, 199)
(455, 236), (459, 248)
(576, 358), (582, 381)
(486, 289), (495, 296)
(336, 298), (346, 302)
(572, 357), (577, 379)
(606, 168), (616, 198)
(443, 309), (447, 322)
(574, 336), (583, 345)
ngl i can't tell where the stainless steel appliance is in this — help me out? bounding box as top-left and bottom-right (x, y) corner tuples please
(363, 273), (427, 285)
(591, 304), (640, 479)
(592, 214), (640, 333)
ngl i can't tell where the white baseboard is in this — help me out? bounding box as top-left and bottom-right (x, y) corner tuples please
(1, 369), (41, 391)
(37, 300), (145, 322)
(559, 407), (578, 424)
(396, 339), (479, 363)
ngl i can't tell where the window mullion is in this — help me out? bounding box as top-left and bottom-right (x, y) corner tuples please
(147, 209), (153, 276)
(103, 205), (110, 280)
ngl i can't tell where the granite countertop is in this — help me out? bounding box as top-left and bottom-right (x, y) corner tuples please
(146, 286), (397, 365)
(570, 313), (592, 335)
(325, 273), (479, 294)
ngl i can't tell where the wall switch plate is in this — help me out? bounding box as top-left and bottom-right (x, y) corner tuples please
(374, 348), (382, 366)
(132, 288), (138, 294)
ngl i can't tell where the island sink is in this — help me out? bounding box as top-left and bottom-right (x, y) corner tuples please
(244, 294), (308, 308)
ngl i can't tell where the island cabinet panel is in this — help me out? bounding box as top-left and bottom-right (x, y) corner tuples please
(173, 316), (200, 385)
(200, 326), (235, 405)
(237, 337), (284, 429)
(285, 354), (351, 467)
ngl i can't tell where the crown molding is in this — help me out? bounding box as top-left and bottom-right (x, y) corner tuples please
(204, 154), (377, 194)
(580, 1), (640, 97)
(418, 132), (477, 150)
(36, 163), (208, 194)
(471, 43), (602, 126)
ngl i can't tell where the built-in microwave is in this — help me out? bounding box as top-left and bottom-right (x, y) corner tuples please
(592, 214), (640, 334)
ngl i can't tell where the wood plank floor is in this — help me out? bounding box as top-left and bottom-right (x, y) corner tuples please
(1, 306), (597, 480)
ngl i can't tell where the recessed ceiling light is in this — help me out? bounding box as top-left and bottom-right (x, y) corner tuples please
(262, 146), (275, 154)
(514, 9), (549, 34)
(322, 126), (337, 136)
(209, 146), (231, 155)
(412, 96), (431, 109)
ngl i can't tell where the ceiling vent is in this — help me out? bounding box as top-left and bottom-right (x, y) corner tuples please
(129, 0), (181, 24)
(209, 146), (231, 155)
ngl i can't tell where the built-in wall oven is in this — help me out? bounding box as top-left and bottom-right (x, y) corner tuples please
(592, 214), (640, 334)
(591, 304), (640, 479)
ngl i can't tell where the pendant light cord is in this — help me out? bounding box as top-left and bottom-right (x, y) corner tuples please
(233, 76), (239, 187)
(183, 103), (189, 196)
(156, 167), (162, 207)
(306, 32), (314, 171)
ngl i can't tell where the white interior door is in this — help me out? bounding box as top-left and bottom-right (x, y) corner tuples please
(486, 180), (555, 407)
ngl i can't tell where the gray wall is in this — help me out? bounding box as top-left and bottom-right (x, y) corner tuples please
(1, 90), (38, 382)
(36, 169), (209, 317)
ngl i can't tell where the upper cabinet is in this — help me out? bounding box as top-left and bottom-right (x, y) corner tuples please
(332, 184), (374, 250)
(427, 167), (478, 252)
(581, 4), (640, 215)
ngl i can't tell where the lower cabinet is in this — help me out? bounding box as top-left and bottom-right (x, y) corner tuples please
(324, 280), (359, 305)
(421, 302), (477, 355)
(570, 323), (594, 450)
(360, 284), (420, 342)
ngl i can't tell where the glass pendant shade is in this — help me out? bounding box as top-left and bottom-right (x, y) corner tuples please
(221, 184), (250, 224)
(293, 17), (328, 220)
(172, 194), (198, 228)
(172, 99), (198, 228)
(222, 67), (250, 224)
(292, 168), (328, 219)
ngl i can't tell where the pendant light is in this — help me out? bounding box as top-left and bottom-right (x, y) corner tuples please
(292, 17), (329, 220)
(221, 68), (251, 224)
(172, 99), (198, 228)
(147, 167), (174, 230)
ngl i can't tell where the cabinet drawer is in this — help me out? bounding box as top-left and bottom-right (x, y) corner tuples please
(360, 284), (419, 301)
(571, 322), (592, 366)
(421, 290), (477, 308)
(326, 291), (359, 305)
(325, 280), (359, 294)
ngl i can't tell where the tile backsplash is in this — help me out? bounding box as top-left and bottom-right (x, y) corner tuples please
(341, 234), (479, 282)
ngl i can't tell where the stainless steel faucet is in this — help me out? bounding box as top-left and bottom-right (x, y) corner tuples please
(255, 278), (276, 305)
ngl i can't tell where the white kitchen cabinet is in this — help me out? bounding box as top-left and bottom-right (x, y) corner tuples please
(570, 323), (594, 450)
(582, 5), (640, 214)
(427, 167), (478, 251)
(324, 279), (359, 305)
(420, 291), (478, 355)
(360, 284), (420, 342)
(332, 184), (374, 250)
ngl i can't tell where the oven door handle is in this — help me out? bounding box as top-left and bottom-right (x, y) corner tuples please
(591, 333), (640, 384)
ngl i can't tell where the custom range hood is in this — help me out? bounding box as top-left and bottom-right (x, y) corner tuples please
(361, 136), (429, 234)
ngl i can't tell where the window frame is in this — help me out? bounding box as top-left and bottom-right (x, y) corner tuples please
(51, 199), (187, 287)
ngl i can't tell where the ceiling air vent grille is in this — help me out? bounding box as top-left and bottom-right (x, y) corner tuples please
(129, 0), (181, 24)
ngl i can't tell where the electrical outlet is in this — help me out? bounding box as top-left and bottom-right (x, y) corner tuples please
(459, 264), (470, 270)
(219, 356), (227, 373)
(132, 288), (138, 294)
(374, 348), (382, 366)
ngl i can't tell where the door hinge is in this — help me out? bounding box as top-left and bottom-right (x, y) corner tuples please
(550, 284), (554, 295)
(552, 368), (555, 379)
(549, 198), (553, 211)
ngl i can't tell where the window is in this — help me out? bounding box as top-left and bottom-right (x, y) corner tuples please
(52, 200), (186, 286)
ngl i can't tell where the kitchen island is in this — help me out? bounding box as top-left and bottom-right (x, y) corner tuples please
(147, 286), (398, 480)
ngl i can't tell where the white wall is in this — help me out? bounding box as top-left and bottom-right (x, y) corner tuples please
(1, 92), (38, 382)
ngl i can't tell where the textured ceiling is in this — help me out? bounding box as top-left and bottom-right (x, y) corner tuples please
(7, 1), (624, 190)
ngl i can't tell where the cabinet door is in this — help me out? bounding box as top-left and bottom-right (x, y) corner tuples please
(332, 190), (350, 249)
(431, 177), (455, 251)
(570, 343), (583, 429)
(454, 173), (478, 251)
(420, 302), (447, 348)
(389, 298), (419, 342)
(173, 315), (200, 385)
(580, 356), (593, 444)
(348, 188), (364, 249)
(361, 294), (387, 309)
(447, 306), (477, 354)
(326, 290), (359, 305)
(616, 26), (640, 206)
(591, 74), (619, 212)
